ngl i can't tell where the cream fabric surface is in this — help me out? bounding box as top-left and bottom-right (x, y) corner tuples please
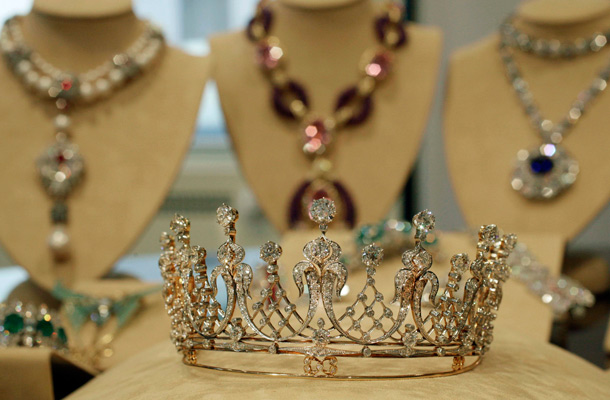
(67, 331), (610, 400)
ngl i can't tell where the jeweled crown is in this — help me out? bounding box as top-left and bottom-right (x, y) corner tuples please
(159, 199), (516, 379)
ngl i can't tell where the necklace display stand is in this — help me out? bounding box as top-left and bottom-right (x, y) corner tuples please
(210, 0), (442, 232)
(0, 0), (210, 290)
(0, 2), (209, 396)
(445, 0), (610, 240)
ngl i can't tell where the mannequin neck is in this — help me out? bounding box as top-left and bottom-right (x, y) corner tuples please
(274, 0), (376, 37)
(32, 0), (133, 18)
(515, 0), (610, 40)
(278, 0), (366, 11)
(19, 10), (144, 72)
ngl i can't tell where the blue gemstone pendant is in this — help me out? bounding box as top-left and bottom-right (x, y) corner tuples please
(511, 143), (579, 200)
(529, 156), (554, 175)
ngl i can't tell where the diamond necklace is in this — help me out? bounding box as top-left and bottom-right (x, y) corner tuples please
(500, 15), (610, 58)
(246, 1), (407, 228)
(1, 16), (164, 260)
(499, 28), (610, 200)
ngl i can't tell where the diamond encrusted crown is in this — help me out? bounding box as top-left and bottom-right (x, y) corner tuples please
(159, 199), (516, 379)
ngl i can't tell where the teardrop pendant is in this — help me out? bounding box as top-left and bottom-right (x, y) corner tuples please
(289, 178), (356, 229)
(48, 224), (70, 261)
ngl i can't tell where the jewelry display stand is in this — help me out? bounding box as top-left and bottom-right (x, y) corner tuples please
(210, 0), (442, 232)
(444, 0), (610, 239)
(0, 0), (208, 398)
(0, 0), (210, 289)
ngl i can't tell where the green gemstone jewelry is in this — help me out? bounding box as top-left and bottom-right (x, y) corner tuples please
(0, 301), (68, 350)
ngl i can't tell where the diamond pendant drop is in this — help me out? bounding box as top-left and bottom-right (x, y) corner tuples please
(288, 178), (355, 228)
(36, 133), (85, 198)
(37, 115), (85, 261)
(48, 225), (71, 261)
(511, 143), (579, 200)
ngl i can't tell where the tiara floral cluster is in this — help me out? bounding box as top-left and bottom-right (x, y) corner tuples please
(159, 199), (516, 379)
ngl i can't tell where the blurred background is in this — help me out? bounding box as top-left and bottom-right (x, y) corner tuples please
(0, 0), (525, 276)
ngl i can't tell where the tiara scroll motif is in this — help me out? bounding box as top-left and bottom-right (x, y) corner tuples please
(159, 199), (516, 379)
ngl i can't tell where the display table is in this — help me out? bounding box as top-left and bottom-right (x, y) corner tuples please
(66, 331), (610, 399)
(0, 348), (95, 400)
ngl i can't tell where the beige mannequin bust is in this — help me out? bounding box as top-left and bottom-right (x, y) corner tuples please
(0, 0), (210, 290)
(445, 0), (610, 239)
(210, 0), (442, 232)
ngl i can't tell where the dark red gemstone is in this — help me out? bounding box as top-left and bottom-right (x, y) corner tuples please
(335, 87), (372, 126)
(313, 189), (329, 200)
(246, 7), (273, 41)
(61, 79), (73, 91)
(56, 153), (66, 164)
(375, 16), (408, 48)
(272, 80), (309, 119)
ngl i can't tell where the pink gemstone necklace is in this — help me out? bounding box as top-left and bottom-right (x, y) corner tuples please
(246, 0), (407, 228)
(1, 16), (164, 261)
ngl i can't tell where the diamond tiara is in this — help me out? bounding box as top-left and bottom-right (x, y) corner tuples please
(159, 199), (516, 379)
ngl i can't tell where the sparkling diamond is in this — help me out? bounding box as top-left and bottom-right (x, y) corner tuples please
(412, 210), (435, 232)
(159, 232), (173, 250)
(403, 331), (417, 347)
(480, 225), (498, 244)
(308, 198), (336, 225)
(361, 244), (384, 267)
(217, 241), (245, 265)
(260, 241), (282, 263)
(304, 238), (332, 263)
(229, 318), (244, 342)
(503, 234), (517, 251)
(170, 214), (189, 235)
(451, 254), (469, 274)
(402, 249), (432, 273)
(216, 204), (238, 227)
(313, 328), (330, 345)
